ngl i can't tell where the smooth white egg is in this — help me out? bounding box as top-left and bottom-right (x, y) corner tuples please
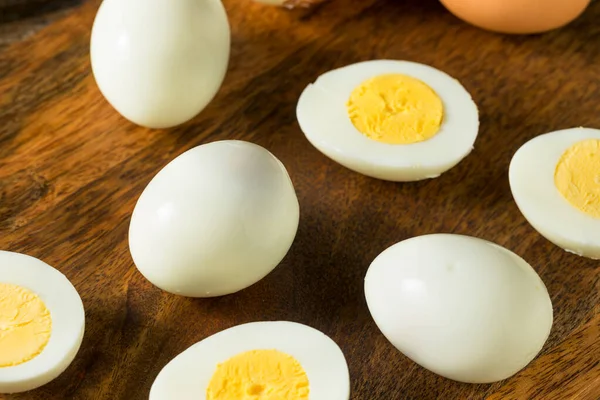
(364, 234), (553, 384)
(296, 60), (479, 181)
(129, 140), (300, 297)
(150, 321), (350, 400)
(509, 127), (600, 259)
(0, 251), (85, 394)
(90, 0), (230, 129)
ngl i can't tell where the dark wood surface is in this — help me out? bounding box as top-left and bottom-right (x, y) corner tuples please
(1, 0), (599, 399)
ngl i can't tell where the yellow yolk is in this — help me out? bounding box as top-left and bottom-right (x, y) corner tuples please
(555, 139), (600, 218)
(206, 349), (309, 400)
(346, 73), (444, 145)
(0, 283), (52, 367)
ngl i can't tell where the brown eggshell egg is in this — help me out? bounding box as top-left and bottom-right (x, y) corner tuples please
(440, 0), (591, 34)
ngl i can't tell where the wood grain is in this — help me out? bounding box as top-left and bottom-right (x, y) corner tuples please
(0, 0), (80, 48)
(0, 0), (599, 399)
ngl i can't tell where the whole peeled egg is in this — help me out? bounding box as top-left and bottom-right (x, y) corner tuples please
(128, 140), (300, 297)
(440, 0), (591, 34)
(364, 234), (553, 383)
(90, 0), (230, 129)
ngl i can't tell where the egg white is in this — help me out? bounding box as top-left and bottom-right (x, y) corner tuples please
(150, 321), (350, 400)
(0, 251), (85, 394)
(129, 140), (300, 297)
(296, 60), (479, 181)
(364, 234), (553, 384)
(509, 127), (600, 259)
(90, 0), (231, 129)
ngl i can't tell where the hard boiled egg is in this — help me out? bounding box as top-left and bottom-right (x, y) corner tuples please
(0, 251), (85, 394)
(509, 127), (600, 259)
(296, 60), (479, 181)
(129, 140), (300, 297)
(364, 234), (553, 384)
(90, 0), (230, 129)
(150, 321), (350, 400)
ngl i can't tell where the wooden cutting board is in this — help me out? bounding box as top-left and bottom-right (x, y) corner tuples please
(0, 0), (598, 398)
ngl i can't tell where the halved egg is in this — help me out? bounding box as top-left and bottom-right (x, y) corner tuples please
(0, 251), (85, 394)
(509, 127), (600, 259)
(296, 60), (479, 181)
(364, 234), (553, 384)
(150, 321), (350, 400)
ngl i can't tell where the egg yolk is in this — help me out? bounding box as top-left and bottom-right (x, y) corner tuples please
(554, 139), (600, 218)
(206, 349), (309, 399)
(346, 73), (444, 145)
(0, 283), (52, 367)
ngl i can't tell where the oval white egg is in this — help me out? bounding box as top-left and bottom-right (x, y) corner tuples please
(90, 0), (230, 129)
(0, 251), (85, 394)
(150, 321), (350, 400)
(509, 127), (600, 259)
(364, 234), (553, 384)
(296, 60), (479, 181)
(129, 140), (300, 297)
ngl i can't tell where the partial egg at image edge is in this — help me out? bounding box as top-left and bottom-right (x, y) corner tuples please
(439, 0), (592, 35)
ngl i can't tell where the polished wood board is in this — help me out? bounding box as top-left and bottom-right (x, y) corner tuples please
(0, 0), (599, 398)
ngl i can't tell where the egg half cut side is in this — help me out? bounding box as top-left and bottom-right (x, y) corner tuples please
(0, 251), (85, 394)
(296, 60), (479, 181)
(509, 127), (600, 259)
(150, 321), (350, 400)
